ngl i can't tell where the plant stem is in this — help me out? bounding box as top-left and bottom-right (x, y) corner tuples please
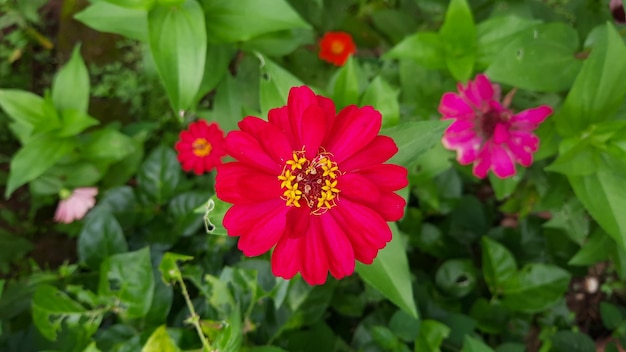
(177, 277), (214, 352)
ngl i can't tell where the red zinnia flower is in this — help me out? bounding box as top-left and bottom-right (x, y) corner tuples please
(215, 86), (407, 285)
(439, 74), (552, 179)
(319, 31), (357, 66)
(175, 120), (226, 175)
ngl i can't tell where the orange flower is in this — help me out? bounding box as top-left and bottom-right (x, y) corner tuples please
(318, 31), (356, 66)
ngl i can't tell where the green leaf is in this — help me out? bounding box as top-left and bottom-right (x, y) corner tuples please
(32, 285), (102, 341)
(356, 223), (418, 318)
(242, 28), (313, 57)
(462, 335), (495, 352)
(568, 228), (612, 265)
(384, 32), (446, 70)
(83, 342), (102, 352)
(0, 89), (49, 131)
(194, 43), (236, 103)
(476, 15), (541, 69)
(105, 0), (154, 10)
(148, 0), (207, 111)
(169, 191), (210, 236)
(99, 247), (155, 319)
(389, 310), (421, 342)
(501, 264), (571, 313)
(569, 167), (626, 250)
(82, 128), (135, 162)
(75, 1), (148, 41)
(469, 299), (509, 334)
(414, 320), (450, 352)
(481, 237), (517, 295)
(554, 23), (626, 136)
(383, 120), (451, 167)
(6, 135), (75, 198)
(159, 252), (193, 284)
(141, 325), (180, 352)
(546, 137), (599, 175)
(259, 57), (304, 117)
(435, 259), (477, 298)
(485, 23), (581, 92)
(543, 198), (589, 244)
(78, 208), (128, 270)
(549, 331), (596, 352)
(203, 0), (309, 42)
(439, 0), (476, 81)
(360, 76), (400, 128)
(488, 169), (524, 200)
(137, 145), (182, 205)
(215, 305), (243, 352)
(56, 110), (99, 137)
(600, 302), (626, 330)
(212, 74), (244, 132)
(52, 45), (89, 115)
(0, 232), (33, 274)
(329, 56), (361, 109)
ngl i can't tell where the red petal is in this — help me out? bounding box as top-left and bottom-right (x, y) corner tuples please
(376, 192), (406, 222)
(238, 116), (292, 164)
(271, 235), (301, 280)
(215, 163), (281, 204)
(299, 217), (330, 285)
(320, 214), (355, 280)
(287, 86), (318, 147)
(325, 105), (382, 163)
(285, 206), (310, 239)
(301, 104), (327, 159)
(223, 199), (285, 237)
(339, 172), (381, 204)
(225, 131), (282, 174)
(339, 136), (398, 172)
(357, 164), (408, 192)
(237, 205), (288, 256)
(268, 106), (297, 148)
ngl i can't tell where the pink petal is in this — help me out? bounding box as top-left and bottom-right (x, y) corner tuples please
(452, 139), (482, 165)
(339, 136), (398, 172)
(272, 235), (301, 280)
(225, 131), (282, 174)
(320, 214), (355, 280)
(473, 148), (492, 179)
(510, 105), (552, 131)
(215, 163), (281, 204)
(510, 131), (539, 152)
(325, 106), (382, 164)
(301, 104), (327, 159)
(299, 217), (330, 285)
(466, 74), (497, 105)
(73, 187), (98, 198)
(490, 144), (516, 178)
(339, 172), (381, 204)
(492, 122), (510, 144)
(438, 93), (474, 118)
(507, 140), (533, 167)
(356, 164), (408, 192)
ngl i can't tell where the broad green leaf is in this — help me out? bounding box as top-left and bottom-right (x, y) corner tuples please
(0, 89), (49, 130)
(194, 43), (236, 104)
(56, 110), (99, 137)
(600, 302), (626, 330)
(141, 325), (180, 352)
(99, 247), (155, 318)
(78, 208), (128, 270)
(383, 120), (451, 167)
(6, 135), (75, 198)
(550, 331), (595, 352)
(159, 252), (193, 283)
(545, 137), (599, 175)
(52, 45), (89, 116)
(462, 336), (495, 352)
(543, 198), (589, 245)
(148, 0), (207, 111)
(384, 32), (446, 70)
(82, 128), (135, 162)
(569, 168), (626, 250)
(242, 28), (313, 57)
(169, 191), (210, 236)
(414, 320), (450, 352)
(203, 0), (309, 42)
(360, 76), (400, 128)
(215, 305), (243, 352)
(105, 0), (154, 9)
(83, 342), (102, 352)
(329, 56), (361, 109)
(554, 23), (626, 136)
(439, 0), (476, 81)
(501, 264), (571, 313)
(486, 23), (581, 92)
(32, 285), (102, 341)
(469, 299), (509, 334)
(435, 259), (477, 298)
(389, 310), (421, 342)
(488, 169), (524, 200)
(476, 15), (541, 69)
(356, 223), (418, 318)
(568, 228), (612, 265)
(75, 2), (148, 41)
(481, 237), (517, 295)
(259, 57), (304, 117)
(137, 145), (182, 205)
(212, 74), (244, 132)
(0, 232), (33, 274)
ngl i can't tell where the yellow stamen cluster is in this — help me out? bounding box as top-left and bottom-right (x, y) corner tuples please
(192, 138), (212, 157)
(278, 150), (342, 215)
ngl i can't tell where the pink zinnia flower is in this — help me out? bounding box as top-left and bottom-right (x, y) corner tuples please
(439, 74), (553, 179)
(215, 86), (407, 285)
(54, 187), (98, 224)
(175, 120), (226, 175)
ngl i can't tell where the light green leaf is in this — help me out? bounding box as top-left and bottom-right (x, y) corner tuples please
(384, 32), (446, 70)
(82, 128), (135, 162)
(212, 75), (243, 132)
(414, 320), (450, 352)
(56, 110), (99, 137)
(501, 264), (571, 313)
(568, 228), (612, 265)
(435, 259), (478, 298)
(83, 342), (102, 352)
(99, 247), (155, 318)
(194, 43), (236, 104)
(481, 237), (517, 295)
(203, 0), (309, 42)
(462, 336), (494, 352)
(32, 285), (102, 341)
(486, 23), (581, 92)
(329, 56), (361, 109)
(360, 76), (400, 128)
(148, 0), (207, 111)
(215, 305), (242, 352)
(6, 135), (75, 198)
(543, 198), (589, 245)
(383, 120), (450, 167)
(489, 169), (524, 200)
(476, 15), (541, 69)
(554, 23), (626, 136)
(259, 57), (304, 117)
(356, 223), (418, 318)
(78, 208), (128, 270)
(52, 45), (89, 115)
(75, 1), (148, 41)
(439, 0), (476, 81)
(0, 89), (49, 130)
(105, 0), (154, 9)
(141, 325), (180, 352)
(159, 252), (193, 284)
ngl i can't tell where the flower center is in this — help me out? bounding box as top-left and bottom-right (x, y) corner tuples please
(330, 40), (345, 55)
(192, 138), (212, 157)
(277, 150), (342, 215)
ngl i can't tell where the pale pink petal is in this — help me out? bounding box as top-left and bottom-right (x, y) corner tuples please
(53, 187), (98, 224)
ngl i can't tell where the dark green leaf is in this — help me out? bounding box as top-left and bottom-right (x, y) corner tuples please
(476, 15), (541, 69)
(194, 43), (236, 103)
(489, 169), (524, 200)
(481, 237), (517, 295)
(435, 259), (477, 298)
(414, 320), (450, 352)
(549, 331), (595, 352)
(137, 145), (182, 205)
(462, 335), (494, 352)
(212, 75), (244, 132)
(389, 309), (421, 342)
(52, 45), (89, 115)
(469, 299), (509, 334)
(501, 264), (571, 313)
(439, 0), (476, 81)
(169, 192), (210, 236)
(600, 302), (626, 330)
(74, 2), (148, 41)
(77, 208), (128, 270)
(568, 228), (613, 265)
